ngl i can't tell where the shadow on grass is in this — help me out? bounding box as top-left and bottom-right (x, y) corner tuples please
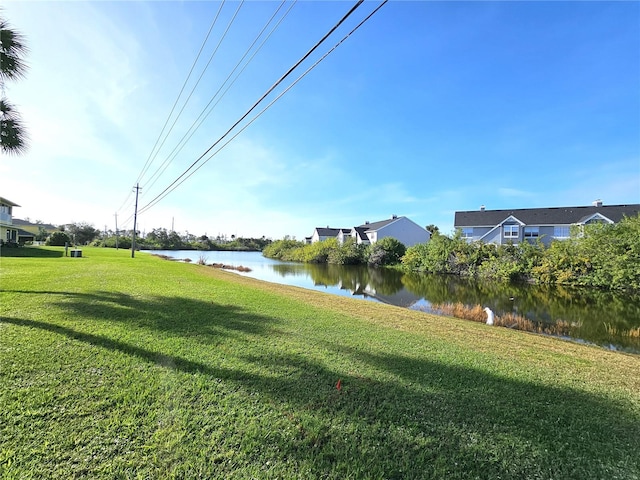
(0, 246), (64, 258)
(2, 289), (275, 339)
(2, 291), (639, 479)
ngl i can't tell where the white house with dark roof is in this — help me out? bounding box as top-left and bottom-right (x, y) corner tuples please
(454, 201), (640, 246)
(0, 196), (20, 245)
(307, 227), (349, 244)
(310, 215), (431, 248)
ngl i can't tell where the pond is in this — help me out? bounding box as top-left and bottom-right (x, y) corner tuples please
(144, 250), (640, 354)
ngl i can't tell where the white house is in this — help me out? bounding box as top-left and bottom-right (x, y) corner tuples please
(0, 196), (20, 245)
(310, 215), (431, 248)
(308, 227), (349, 244)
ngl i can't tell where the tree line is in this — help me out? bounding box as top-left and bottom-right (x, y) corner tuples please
(264, 214), (640, 292)
(44, 224), (271, 252)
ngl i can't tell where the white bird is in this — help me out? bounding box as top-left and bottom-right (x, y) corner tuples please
(484, 307), (494, 326)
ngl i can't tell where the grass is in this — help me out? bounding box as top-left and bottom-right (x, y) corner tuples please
(1, 246), (639, 479)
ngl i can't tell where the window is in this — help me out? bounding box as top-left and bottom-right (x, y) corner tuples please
(554, 226), (570, 238)
(503, 225), (519, 238)
(461, 228), (473, 238)
(524, 226), (539, 238)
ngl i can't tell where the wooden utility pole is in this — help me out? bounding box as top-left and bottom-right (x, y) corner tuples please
(114, 213), (119, 250)
(131, 184), (141, 258)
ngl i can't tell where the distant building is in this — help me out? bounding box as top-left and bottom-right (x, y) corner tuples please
(454, 200), (640, 246)
(308, 215), (431, 248)
(0, 196), (20, 245)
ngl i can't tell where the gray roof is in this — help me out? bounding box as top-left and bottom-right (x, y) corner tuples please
(454, 204), (640, 227)
(358, 217), (400, 232)
(13, 218), (58, 230)
(17, 228), (35, 238)
(352, 226), (370, 241)
(314, 227), (342, 237)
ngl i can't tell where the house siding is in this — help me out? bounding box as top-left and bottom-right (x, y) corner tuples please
(375, 217), (431, 247)
(0, 197), (20, 244)
(455, 203), (640, 247)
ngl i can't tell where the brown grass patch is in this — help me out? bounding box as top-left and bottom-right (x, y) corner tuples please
(428, 302), (578, 337)
(208, 263), (252, 272)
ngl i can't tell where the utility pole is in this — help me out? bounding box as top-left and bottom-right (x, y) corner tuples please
(131, 183), (141, 258)
(114, 213), (119, 250)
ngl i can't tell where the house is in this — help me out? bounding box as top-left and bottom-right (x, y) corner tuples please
(310, 215), (431, 248)
(16, 228), (35, 245)
(454, 200), (640, 246)
(308, 227), (348, 244)
(12, 218), (57, 236)
(0, 197), (20, 245)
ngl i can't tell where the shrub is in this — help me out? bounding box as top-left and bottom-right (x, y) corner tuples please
(368, 237), (406, 267)
(46, 231), (71, 246)
(328, 238), (367, 265)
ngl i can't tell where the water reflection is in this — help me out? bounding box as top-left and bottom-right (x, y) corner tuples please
(145, 251), (640, 353)
(270, 263), (639, 352)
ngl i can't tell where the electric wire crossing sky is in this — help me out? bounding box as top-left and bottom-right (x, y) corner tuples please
(118, 0), (387, 232)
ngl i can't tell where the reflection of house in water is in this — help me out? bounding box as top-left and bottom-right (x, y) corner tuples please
(359, 285), (422, 309)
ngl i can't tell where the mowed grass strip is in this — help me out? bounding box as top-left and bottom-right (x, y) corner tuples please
(1, 247), (639, 479)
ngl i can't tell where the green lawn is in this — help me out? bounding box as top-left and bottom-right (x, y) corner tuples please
(1, 247), (639, 479)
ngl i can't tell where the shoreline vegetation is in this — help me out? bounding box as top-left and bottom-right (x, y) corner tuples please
(149, 253), (640, 346)
(263, 214), (640, 293)
(151, 253), (253, 272)
(1, 247), (639, 478)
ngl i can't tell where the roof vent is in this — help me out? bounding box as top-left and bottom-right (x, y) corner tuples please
(593, 199), (603, 207)
(480, 205), (485, 211)
(392, 214), (398, 219)
(365, 221), (369, 225)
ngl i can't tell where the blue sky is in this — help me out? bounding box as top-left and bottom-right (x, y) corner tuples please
(2, 1), (639, 240)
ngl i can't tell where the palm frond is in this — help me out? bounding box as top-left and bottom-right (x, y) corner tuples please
(0, 97), (28, 155)
(0, 18), (29, 82)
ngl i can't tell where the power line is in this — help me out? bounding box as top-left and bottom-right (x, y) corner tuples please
(138, 0), (368, 215)
(135, 1), (226, 187)
(142, 0), (294, 195)
(139, 1), (245, 190)
(138, 0), (387, 215)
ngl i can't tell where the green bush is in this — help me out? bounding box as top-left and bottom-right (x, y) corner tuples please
(367, 237), (406, 267)
(262, 239), (305, 260)
(328, 238), (367, 265)
(46, 231), (71, 246)
(402, 233), (463, 273)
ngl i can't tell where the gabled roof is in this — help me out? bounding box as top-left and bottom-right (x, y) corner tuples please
(0, 197), (20, 207)
(314, 227), (342, 237)
(358, 216), (401, 232)
(12, 218), (58, 230)
(17, 228), (35, 238)
(454, 204), (640, 227)
(351, 226), (370, 241)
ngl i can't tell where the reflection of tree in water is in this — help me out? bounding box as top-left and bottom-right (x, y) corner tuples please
(270, 264), (311, 278)
(270, 261), (639, 351)
(402, 272), (640, 351)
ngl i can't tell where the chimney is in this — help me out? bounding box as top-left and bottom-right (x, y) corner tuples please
(593, 199), (603, 207)
(480, 205), (485, 211)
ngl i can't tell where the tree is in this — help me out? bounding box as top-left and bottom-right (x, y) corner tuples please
(425, 224), (440, 235)
(1, 17), (29, 155)
(66, 222), (101, 245)
(47, 231), (71, 247)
